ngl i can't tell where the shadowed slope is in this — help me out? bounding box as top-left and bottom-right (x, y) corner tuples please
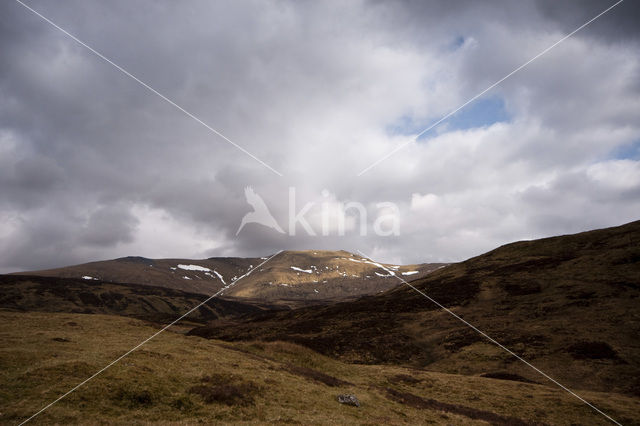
(0, 274), (266, 323)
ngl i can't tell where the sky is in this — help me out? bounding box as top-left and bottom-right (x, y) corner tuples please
(1, 0), (639, 272)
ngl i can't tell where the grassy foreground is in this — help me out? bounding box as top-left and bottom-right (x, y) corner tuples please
(1, 311), (638, 425)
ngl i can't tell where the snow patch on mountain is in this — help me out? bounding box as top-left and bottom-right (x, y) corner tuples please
(212, 270), (226, 285)
(177, 264), (211, 272)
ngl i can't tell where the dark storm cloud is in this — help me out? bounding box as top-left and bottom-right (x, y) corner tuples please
(374, 0), (640, 40)
(80, 204), (139, 246)
(0, 0), (638, 271)
(535, 0), (640, 41)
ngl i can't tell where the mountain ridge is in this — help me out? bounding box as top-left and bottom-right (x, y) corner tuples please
(13, 249), (445, 307)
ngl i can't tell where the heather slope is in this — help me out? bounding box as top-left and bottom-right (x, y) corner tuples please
(190, 220), (640, 396)
(3, 311), (639, 425)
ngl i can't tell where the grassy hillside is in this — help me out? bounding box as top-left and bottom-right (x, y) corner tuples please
(190, 220), (640, 397)
(2, 311), (638, 425)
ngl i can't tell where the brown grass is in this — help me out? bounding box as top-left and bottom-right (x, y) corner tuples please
(2, 309), (639, 424)
(384, 387), (541, 425)
(187, 374), (261, 406)
(388, 374), (422, 385)
(285, 364), (352, 387)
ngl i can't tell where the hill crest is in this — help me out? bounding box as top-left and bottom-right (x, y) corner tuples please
(12, 250), (445, 306)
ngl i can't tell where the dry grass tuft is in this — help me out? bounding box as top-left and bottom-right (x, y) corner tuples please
(188, 374), (261, 406)
(188, 382), (259, 406)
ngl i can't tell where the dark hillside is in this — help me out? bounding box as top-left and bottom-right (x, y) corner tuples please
(190, 220), (640, 396)
(0, 274), (266, 323)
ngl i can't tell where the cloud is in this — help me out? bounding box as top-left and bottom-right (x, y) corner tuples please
(0, 0), (639, 272)
(80, 204), (139, 246)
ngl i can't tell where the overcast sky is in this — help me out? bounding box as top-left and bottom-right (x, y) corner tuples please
(1, 0), (639, 272)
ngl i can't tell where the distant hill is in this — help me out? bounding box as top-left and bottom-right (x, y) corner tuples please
(0, 274), (266, 324)
(12, 255), (257, 296)
(223, 250), (444, 305)
(13, 250), (444, 306)
(189, 220), (640, 396)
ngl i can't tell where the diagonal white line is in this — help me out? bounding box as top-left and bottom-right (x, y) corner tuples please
(357, 0), (625, 176)
(14, 0), (283, 177)
(17, 251), (283, 425)
(356, 250), (621, 425)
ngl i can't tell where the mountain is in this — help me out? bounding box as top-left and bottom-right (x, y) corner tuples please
(189, 220), (640, 397)
(13, 250), (444, 307)
(12, 255), (257, 296)
(222, 250), (444, 305)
